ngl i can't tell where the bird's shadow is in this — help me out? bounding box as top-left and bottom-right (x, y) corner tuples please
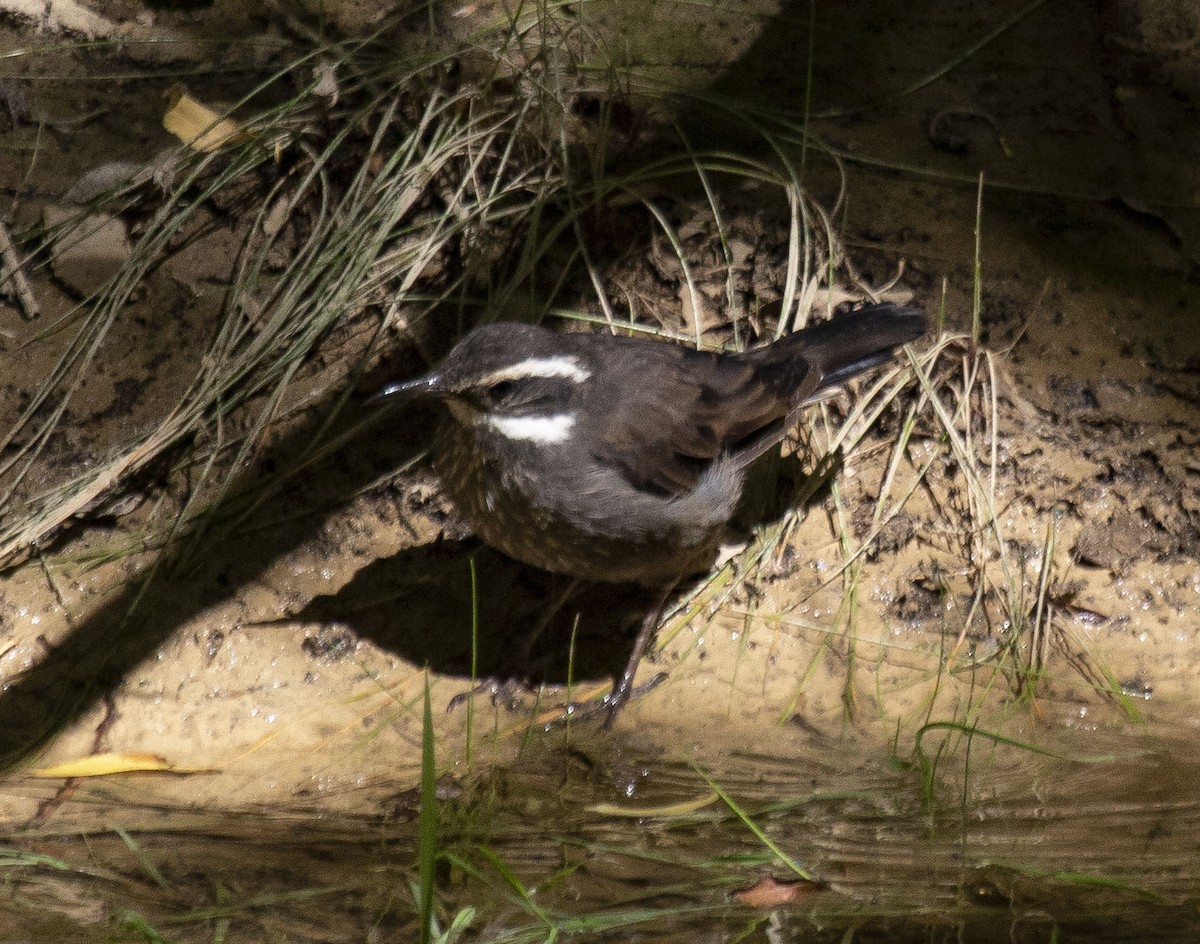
(292, 541), (665, 689)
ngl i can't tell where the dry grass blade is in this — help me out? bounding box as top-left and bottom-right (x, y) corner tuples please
(0, 56), (559, 572)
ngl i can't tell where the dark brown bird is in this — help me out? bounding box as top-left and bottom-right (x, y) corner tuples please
(375, 303), (926, 722)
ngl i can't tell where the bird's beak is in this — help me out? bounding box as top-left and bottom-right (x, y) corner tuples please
(369, 372), (444, 404)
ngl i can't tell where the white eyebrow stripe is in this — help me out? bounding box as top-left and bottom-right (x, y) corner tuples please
(485, 413), (576, 444)
(479, 356), (590, 385)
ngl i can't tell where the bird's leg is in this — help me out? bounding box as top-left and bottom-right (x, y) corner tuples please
(603, 580), (677, 728)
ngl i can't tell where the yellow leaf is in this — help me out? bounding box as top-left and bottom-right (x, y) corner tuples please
(587, 791), (719, 818)
(31, 752), (212, 778)
(162, 85), (243, 153)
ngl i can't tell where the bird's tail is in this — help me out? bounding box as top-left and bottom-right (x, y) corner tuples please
(726, 302), (926, 471)
(792, 303), (927, 389)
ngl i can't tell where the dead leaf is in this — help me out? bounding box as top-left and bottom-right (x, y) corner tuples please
(587, 791), (719, 818)
(31, 753), (215, 778)
(163, 85), (244, 153)
(734, 875), (822, 907)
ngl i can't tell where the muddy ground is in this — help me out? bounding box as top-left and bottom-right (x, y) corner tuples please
(0, 0), (1197, 939)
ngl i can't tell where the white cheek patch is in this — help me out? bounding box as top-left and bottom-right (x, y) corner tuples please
(486, 413), (576, 444)
(479, 356), (590, 385)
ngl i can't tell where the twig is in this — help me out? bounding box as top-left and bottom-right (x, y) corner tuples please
(0, 218), (38, 319)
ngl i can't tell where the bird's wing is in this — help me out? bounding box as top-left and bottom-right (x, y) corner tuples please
(583, 343), (816, 497)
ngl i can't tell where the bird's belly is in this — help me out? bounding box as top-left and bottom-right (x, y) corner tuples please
(432, 433), (725, 585)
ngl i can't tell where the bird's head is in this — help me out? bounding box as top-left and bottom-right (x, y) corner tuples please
(372, 322), (591, 445)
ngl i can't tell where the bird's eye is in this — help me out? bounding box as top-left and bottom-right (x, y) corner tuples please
(487, 380), (518, 401)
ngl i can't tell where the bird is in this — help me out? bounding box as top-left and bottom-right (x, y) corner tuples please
(374, 302), (926, 724)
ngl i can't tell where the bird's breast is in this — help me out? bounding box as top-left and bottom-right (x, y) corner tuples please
(429, 418), (739, 584)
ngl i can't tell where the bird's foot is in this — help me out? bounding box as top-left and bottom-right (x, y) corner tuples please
(446, 671), (668, 725)
(599, 671), (668, 727)
(446, 676), (531, 713)
(526, 672), (667, 727)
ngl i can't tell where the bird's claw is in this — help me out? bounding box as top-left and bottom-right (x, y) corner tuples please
(446, 676), (530, 713)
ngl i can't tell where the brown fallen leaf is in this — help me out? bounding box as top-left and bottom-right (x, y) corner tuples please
(734, 875), (822, 908)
